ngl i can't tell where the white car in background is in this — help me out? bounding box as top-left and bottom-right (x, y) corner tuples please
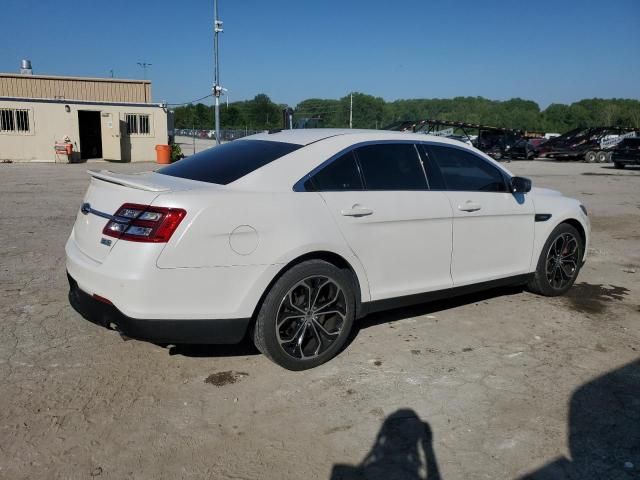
(66, 129), (590, 370)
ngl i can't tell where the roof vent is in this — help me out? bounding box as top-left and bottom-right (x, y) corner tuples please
(20, 59), (33, 75)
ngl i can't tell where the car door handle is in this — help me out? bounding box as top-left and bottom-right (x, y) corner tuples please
(458, 201), (482, 212)
(341, 205), (373, 217)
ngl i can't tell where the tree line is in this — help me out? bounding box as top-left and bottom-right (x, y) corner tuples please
(173, 93), (640, 134)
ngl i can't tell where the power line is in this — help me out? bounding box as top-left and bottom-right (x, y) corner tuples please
(166, 94), (214, 106)
(137, 62), (152, 80)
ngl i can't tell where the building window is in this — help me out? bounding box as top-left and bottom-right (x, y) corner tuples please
(125, 113), (151, 135)
(0, 108), (30, 133)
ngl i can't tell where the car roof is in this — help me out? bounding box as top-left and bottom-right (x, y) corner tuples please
(242, 128), (443, 146)
(229, 129), (514, 191)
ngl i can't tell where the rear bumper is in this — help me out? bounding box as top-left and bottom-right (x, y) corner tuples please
(68, 273), (251, 344)
(65, 233), (279, 320)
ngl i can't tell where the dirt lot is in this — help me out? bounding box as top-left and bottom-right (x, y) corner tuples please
(0, 159), (638, 480)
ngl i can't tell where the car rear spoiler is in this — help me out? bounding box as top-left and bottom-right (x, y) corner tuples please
(87, 170), (171, 192)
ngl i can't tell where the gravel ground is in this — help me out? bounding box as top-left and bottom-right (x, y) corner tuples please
(0, 159), (638, 480)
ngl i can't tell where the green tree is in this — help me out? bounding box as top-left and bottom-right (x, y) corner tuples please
(173, 94), (640, 135)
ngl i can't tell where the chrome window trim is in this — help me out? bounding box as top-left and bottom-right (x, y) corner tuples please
(413, 143), (430, 190)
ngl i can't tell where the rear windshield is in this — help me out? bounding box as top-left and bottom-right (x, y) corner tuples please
(157, 140), (302, 185)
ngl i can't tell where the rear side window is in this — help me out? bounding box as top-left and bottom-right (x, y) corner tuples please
(427, 145), (507, 192)
(354, 143), (427, 190)
(304, 151), (363, 191)
(158, 140), (301, 185)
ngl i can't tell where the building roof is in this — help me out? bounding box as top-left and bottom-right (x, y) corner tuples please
(0, 73), (152, 103)
(0, 73), (149, 84)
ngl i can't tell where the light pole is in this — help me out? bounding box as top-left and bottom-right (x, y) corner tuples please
(213, 0), (224, 145)
(137, 62), (152, 80)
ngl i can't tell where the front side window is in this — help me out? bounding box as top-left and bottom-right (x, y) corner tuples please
(304, 151), (363, 191)
(158, 139), (301, 185)
(427, 145), (507, 192)
(354, 143), (427, 190)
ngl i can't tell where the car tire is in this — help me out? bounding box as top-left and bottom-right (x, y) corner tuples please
(253, 260), (356, 370)
(596, 151), (609, 163)
(584, 151), (597, 163)
(527, 223), (584, 297)
(614, 162), (625, 169)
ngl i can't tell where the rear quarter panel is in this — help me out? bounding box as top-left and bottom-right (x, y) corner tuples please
(155, 190), (372, 301)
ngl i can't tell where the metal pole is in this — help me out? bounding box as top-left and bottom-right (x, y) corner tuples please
(349, 93), (353, 129)
(192, 106), (196, 155)
(213, 0), (222, 145)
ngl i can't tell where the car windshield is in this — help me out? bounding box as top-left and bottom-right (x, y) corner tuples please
(157, 140), (302, 185)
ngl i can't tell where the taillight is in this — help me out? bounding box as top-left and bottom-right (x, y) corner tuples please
(102, 203), (186, 243)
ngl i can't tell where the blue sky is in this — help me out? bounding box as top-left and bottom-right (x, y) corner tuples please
(2, 0), (639, 108)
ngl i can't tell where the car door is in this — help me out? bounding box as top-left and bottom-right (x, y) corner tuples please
(423, 143), (535, 286)
(308, 142), (453, 301)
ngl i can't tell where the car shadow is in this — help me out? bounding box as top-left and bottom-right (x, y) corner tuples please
(164, 335), (260, 358)
(600, 165), (640, 171)
(167, 285), (525, 359)
(330, 408), (442, 480)
(347, 285), (525, 345)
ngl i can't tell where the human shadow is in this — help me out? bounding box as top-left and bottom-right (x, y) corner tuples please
(521, 359), (640, 479)
(330, 409), (442, 480)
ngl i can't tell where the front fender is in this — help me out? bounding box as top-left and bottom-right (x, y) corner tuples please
(530, 195), (590, 270)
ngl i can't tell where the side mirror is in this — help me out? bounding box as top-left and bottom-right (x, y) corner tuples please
(510, 176), (532, 193)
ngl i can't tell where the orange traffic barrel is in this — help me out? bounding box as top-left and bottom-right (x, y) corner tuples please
(155, 144), (171, 164)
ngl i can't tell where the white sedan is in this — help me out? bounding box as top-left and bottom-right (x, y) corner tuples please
(66, 129), (590, 370)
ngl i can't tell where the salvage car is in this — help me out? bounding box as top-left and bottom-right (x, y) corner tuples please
(612, 137), (640, 169)
(66, 129), (590, 370)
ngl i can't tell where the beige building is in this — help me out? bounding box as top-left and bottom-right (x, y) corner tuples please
(0, 64), (168, 162)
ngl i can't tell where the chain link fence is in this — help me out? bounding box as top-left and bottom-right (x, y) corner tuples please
(173, 128), (264, 142)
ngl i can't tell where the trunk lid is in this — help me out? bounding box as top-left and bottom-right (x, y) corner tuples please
(72, 170), (197, 263)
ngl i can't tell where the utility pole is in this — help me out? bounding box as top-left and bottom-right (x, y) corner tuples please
(137, 62), (151, 79)
(213, 0), (224, 145)
(349, 93), (353, 129)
